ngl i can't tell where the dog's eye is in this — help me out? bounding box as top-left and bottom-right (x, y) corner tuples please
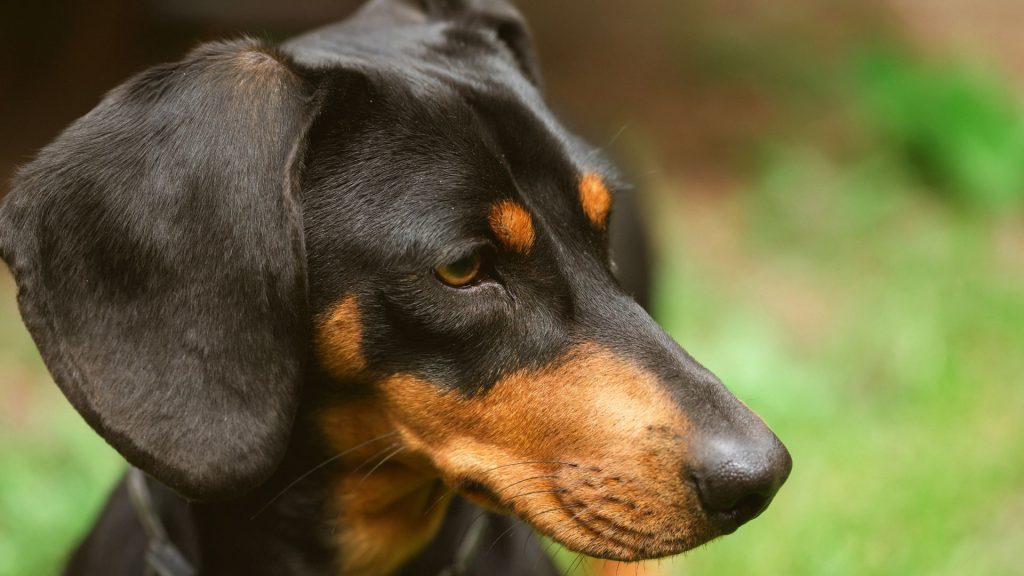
(436, 250), (483, 288)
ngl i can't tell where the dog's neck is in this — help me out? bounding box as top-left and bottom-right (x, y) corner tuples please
(150, 406), (446, 576)
(316, 395), (454, 576)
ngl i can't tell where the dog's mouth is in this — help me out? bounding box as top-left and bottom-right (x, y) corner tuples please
(445, 461), (720, 562)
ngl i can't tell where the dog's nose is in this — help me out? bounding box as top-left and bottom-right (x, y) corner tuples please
(690, 432), (792, 533)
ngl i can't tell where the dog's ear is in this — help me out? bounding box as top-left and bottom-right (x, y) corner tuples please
(0, 40), (316, 501)
(349, 0), (543, 86)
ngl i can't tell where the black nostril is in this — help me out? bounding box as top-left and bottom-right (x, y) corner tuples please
(691, 436), (792, 533)
(721, 492), (771, 527)
(692, 464), (774, 532)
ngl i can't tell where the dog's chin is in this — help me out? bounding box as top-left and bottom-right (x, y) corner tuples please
(520, 499), (720, 562)
(549, 525), (718, 563)
(451, 475), (720, 562)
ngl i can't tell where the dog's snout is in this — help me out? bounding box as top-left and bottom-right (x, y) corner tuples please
(690, 432), (792, 533)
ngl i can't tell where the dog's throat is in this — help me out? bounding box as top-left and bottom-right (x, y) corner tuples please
(331, 469), (451, 576)
(320, 404), (453, 576)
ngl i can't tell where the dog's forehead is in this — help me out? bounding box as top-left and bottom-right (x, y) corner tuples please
(290, 18), (528, 94)
(295, 22), (620, 256)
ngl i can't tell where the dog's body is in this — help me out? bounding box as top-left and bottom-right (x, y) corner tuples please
(0, 1), (790, 575)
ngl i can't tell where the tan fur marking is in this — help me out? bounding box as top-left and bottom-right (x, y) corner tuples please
(320, 402), (452, 576)
(488, 200), (535, 254)
(378, 344), (705, 560)
(315, 295), (367, 381)
(317, 297), (456, 575)
(579, 172), (613, 230)
(319, 343), (708, 567)
(379, 344), (687, 477)
(334, 479), (451, 576)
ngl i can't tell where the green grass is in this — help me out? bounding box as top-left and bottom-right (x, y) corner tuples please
(0, 273), (123, 576)
(856, 48), (1024, 209)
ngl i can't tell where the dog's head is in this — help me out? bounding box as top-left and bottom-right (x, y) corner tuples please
(0, 0), (789, 563)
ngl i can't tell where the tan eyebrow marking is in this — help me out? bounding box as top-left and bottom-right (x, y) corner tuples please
(579, 172), (613, 230)
(488, 200), (535, 254)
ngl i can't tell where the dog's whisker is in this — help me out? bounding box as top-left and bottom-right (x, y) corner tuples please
(356, 445), (406, 487)
(532, 535), (559, 573)
(493, 473), (560, 495)
(250, 431), (399, 520)
(444, 469), (577, 553)
(565, 496), (661, 554)
(457, 502), (579, 566)
(563, 552), (586, 576)
(605, 121), (631, 149)
(349, 441), (401, 476)
(541, 535), (558, 557)
(526, 504), (584, 522)
(480, 488), (567, 554)
(332, 513), (342, 537)
(480, 460), (579, 474)
(563, 499), (641, 555)
(422, 485), (455, 517)
(575, 553), (589, 576)
(484, 523), (519, 556)
(453, 507), (494, 553)
(465, 473), (608, 557)
(580, 516), (630, 558)
(506, 488), (566, 502)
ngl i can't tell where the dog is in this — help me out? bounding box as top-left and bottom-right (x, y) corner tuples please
(0, 1), (791, 574)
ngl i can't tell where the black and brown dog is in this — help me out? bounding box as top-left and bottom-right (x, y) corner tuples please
(0, 1), (791, 574)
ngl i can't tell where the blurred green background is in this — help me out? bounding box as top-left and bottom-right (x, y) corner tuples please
(2, 1), (1024, 575)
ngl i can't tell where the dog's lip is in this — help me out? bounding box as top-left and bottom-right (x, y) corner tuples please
(435, 457), (724, 560)
(533, 507), (719, 562)
(545, 493), (720, 562)
(447, 472), (721, 562)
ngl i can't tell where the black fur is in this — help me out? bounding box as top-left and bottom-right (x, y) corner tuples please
(0, 40), (312, 501)
(0, 0), (787, 574)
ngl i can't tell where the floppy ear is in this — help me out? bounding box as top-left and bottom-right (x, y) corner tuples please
(0, 40), (316, 501)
